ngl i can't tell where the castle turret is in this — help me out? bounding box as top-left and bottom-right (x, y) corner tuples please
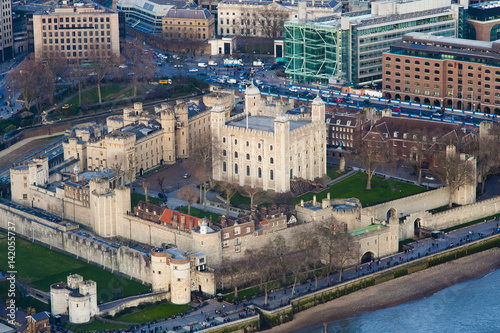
(311, 95), (325, 123)
(175, 103), (189, 158)
(150, 251), (171, 292)
(68, 292), (90, 323)
(170, 258), (191, 304)
(160, 108), (176, 164)
(50, 283), (70, 316)
(245, 83), (261, 115)
(273, 114), (291, 193)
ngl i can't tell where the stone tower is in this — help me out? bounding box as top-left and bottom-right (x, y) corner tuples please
(274, 114), (291, 193)
(175, 102), (189, 158)
(245, 83), (261, 115)
(211, 102), (226, 182)
(311, 95), (325, 123)
(160, 106), (176, 164)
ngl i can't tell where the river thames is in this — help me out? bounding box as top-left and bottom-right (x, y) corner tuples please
(298, 269), (500, 333)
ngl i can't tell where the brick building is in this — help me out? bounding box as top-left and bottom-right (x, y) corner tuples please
(363, 116), (475, 169)
(383, 32), (500, 113)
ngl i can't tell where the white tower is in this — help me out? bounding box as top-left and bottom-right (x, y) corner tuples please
(245, 83), (261, 115)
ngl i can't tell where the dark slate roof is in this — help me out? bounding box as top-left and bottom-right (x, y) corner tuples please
(28, 312), (50, 322)
(165, 8), (211, 19)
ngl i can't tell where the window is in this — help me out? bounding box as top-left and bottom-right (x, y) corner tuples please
(246, 153), (250, 160)
(270, 145), (273, 151)
(234, 164), (238, 174)
(258, 155), (262, 162)
(234, 151), (238, 158)
(223, 150), (226, 156)
(258, 168), (262, 178)
(270, 170), (274, 180)
(246, 165), (250, 176)
(425, 62), (430, 66)
(223, 162), (227, 172)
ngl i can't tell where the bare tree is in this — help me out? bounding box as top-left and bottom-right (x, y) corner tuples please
(410, 130), (435, 185)
(355, 135), (392, 189)
(435, 146), (475, 207)
(239, 185), (262, 209)
(315, 217), (359, 282)
(475, 126), (500, 194)
(70, 59), (90, 106)
(127, 153), (135, 185)
(87, 46), (119, 104)
(218, 256), (248, 299)
(122, 39), (155, 97)
(218, 181), (237, 217)
(186, 135), (221, 211)
(247, 246), (280, 306)
(142, 182), (149, 203)
(178, 185), (199, 215)
(252, 5), (289, 40)
(7, 56), (46, 111)
(156, 175), (167, 200)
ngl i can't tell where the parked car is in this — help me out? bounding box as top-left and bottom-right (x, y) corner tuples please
(189, 68), (198, 72)
(289, 87), (299, 92)
(183, 173), (191, 179)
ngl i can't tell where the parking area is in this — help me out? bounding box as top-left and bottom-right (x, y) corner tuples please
(133, 161), (195, 195)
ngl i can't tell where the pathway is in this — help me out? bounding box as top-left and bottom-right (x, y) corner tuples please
(324, 169), (356, 187)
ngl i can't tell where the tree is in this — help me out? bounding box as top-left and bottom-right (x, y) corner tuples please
(87, 46), (119, 104)
(435, 146), (475, 207)
(239, 185), (261, 210)
(252, 5), (289, 40)
(410, 130), (435, 185)
(218, 181), (237, 217)
(218, 256), (248, 299)
(142, 182), (149, 203)
(247, 246), (280, 306)
(315, 217), (359, 282)
(355, 135), (392, 189)
(122, 39), (155, 97)
(7, 56), (45, 111)
(70, 59), (90, 106)
(156, 175), (167, 201)
(186, 135), (221, 211)
(178, 185), (199, 215)
(475, 126), (500, 194)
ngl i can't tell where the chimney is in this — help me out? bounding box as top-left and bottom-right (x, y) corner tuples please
(313, 195), (317, 206)
(327, 192), (330, 200)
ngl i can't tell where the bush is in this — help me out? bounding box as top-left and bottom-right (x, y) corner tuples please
(393, 269), (408, 278)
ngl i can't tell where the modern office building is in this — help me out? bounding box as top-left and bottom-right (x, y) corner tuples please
(31, 0), (122, 61)
(383, 32), (500, 112)
(467, 0), (500, 41)
(117, 0), (192, 35)
(284, 0), (465, 86)
(162, 8), (215, 40)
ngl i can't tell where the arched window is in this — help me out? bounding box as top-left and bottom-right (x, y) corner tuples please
(234, 163), (238, 174)
(270, 157), (274, 164)
(246, 141), (249, 147)
(270, 145), (273, 151)
(270, 170), (274, 180)
(223, 162), (227, 172)
(234, 151), (238, 158)
(223, 150), (226, 156)
(258, 155), (262, 162)
(258, 167), (262, 178)
(223, 137), (226, 143)
(246, 165), (250, 176)
(246, 153), (250, 160)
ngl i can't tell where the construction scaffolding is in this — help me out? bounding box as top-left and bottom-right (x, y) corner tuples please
(284, 22), (341, 84)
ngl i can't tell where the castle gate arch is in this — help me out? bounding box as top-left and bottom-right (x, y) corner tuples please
(361, 251), (375, 264)
(414, 218), (422, 236)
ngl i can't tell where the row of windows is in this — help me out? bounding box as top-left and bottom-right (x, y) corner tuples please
(164, 21), (207, 26)
(42, 23), (111, 30)
(223, 150), (274, 164)
(43, 37), (111, 44)
(222, 163), (274, 180)
(42, 16), (110, 24)
(43, 30), (103, 37)
(166, 27), (207, 31)
(42, 49), (112, 57)
(222, 137), (273, 150)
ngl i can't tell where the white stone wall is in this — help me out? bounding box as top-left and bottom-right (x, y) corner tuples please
(50, 287), (69, 315)
(68, 295), (90, 324)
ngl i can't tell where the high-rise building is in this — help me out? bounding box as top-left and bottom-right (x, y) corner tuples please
(0, 0), (13, 62)
(467, 1), (500, 41)
(31, 0), (122, 62)
(284, 0), (465, 86)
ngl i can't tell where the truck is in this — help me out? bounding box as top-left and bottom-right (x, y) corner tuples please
(208, 60), (218, 66)
(253, 60), (264, 67)
(223, 59), (243, 67)
(198, 62), (208, 68)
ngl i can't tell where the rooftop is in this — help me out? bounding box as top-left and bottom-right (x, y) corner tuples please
(165, 8), (211, 19)
(229, 115), (310, 132)
(470, 0), (500, 10)
(350, 223), (386, 236)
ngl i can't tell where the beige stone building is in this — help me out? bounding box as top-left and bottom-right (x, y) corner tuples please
(10, 157), (49, 204)
(162, 8), (215, 41)
(0, 0), (13, 62)
(31, 0), (122, 61)
(66, 91), (235, 184)
(211, 84), (327, 193)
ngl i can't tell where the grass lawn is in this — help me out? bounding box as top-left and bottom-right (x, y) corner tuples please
(39, 134), (64, 141)
(177, 206), (221, 222)
(0, 232), (150, 303)
(131, 192), (163, 210)
(63, 319), (131, 332)
(294, 172), (426, 206)
(66, 84), (130, 106)
(327, 165), (349, 180)
(0, 281), (50, 313)
(115, 303), (191, 323)
(230, 191), (251, 207)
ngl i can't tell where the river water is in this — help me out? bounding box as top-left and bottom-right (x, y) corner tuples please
(298, 269), (500, 333)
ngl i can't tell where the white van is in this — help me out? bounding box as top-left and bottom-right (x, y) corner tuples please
(198, 63), (208, 68)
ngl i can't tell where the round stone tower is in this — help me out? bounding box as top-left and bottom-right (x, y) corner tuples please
(150, 250), (170, 292)
(50, 283), (70, 316)
(170, 258), (191, 305)
(68, 291), (90, 324)
(78, 280), (98, 316)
